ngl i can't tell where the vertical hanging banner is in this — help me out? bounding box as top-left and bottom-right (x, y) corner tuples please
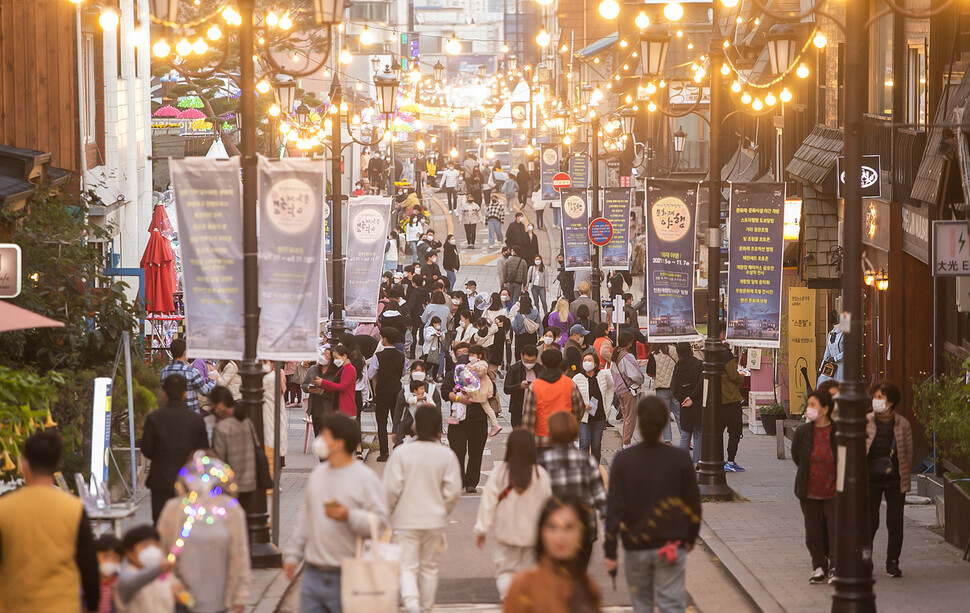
(540, 144), (561, 204)
(560, 188), (592, 270)
(345, 195), (393, 323)
(257, 157), (326, 360)
(725, 182), (786, 347)
(787, 287), (816, 414)
(645, 180), (701, 342)
(171, 158), (245, 359)
(568, 155), (590, 189)
(602, 187), (633, 269)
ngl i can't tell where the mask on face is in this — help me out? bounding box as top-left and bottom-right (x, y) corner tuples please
(872, 398), (889, 414)
(534, 260), (541, 266)
(318, 358), (329, 367)
(412, 371), (427, 381)
(434, 324), (442, 330)
(137, 545), (165, 569)
(523, 361), (536, 370)
(542, 337), (555, 345)
(312, 435), (329, 460)
(415, 267), (422, 274)
(333, 358), (345, 368)
(501, 295), (509, 302)
(99, 561), (121, 577)
(582, 361), (596, 372)
(468, 356), (479, 364)
(452, 298), (461, 305)
(805, 407), (820, 422)
(432, 257), (438, 263)
(527, 225), (534, 231)
(450, 238), (456, 245)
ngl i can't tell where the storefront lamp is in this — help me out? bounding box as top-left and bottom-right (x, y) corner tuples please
(864, 270), (876, 286)
(673, 126), (687, 153)
(876, 270), (888, 291)
(766, 23), (797, 76)
(433, 60), (445, 82)
(620, 108), (636, 137)
(274, 77), (296, 114)
(640, 25), (670, 78)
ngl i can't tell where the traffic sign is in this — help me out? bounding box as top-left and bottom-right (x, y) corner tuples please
(588, 217), (613, 246)
(552, 172), (571, 192)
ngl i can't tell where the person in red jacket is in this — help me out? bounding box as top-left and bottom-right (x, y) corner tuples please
(314, 344), (358, 418)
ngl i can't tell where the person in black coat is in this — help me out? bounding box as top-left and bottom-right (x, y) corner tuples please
(502, 345), (545, 427)
(442, 348), (488, 493)
(670, 342), (703, 464)
(792, 390), (838, 582)
(369, 327), (407, 461)
(443, 234), (460, 291)
(379, 285), (412, 339)
(142, 374), (209, 522)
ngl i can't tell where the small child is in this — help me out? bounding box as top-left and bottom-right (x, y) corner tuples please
(399, 380), (427, 443)
(95, 534), (122, 613)
(464, 346), (501, 436)
(115, 524), (177, 613)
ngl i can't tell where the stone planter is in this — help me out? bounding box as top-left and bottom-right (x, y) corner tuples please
(759, 413), (784, 436)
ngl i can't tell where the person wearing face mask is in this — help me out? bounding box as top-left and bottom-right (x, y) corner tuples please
(442, 343), (490, 493)
(459, 196), (482, 247)
(572, 352), (614, 463)
(421, 316), (446, 380)
(555, 253), (576, 302)
(365, 327), (407, 462)
(521, 223), (540, 263)
(393, 362), (444, 445)
(792, 390), (838, 584)
(0, 432), (101, 613)
(94, 534), (122, 612)
(865, 380), (913, 579)
(563, 324), (590, 376)
(465, 345), (503, 437)
(504, 345), (545, 427)
(303, 347), (335, 436)
(527, 255), (550, 315)
(261, 360), (289, 480)
(443, 233), (460, 290)
(210, 385), (259, 512)
(505, 212), (529, 257)
(115, 524), (177, 612)
(509, 294), (543, 360)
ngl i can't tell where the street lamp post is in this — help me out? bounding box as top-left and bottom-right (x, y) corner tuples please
(698, 5), (734, 499)
(590, 115), (602, 308)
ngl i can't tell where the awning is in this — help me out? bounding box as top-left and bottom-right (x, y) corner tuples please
(786, 125), (844, 190)
(575, 33), (619, 60)
(0, 301), (65, 333)
(911, 77), (970, 206)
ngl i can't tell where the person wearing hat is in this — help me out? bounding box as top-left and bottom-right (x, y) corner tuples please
(464, 280), (487, 317)
(563, 323), (590, 376)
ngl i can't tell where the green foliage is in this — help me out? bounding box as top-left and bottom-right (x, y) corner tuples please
(913, 357), (970, 460)
(759, 402), (786, 416)
(0, 367), (65, 482)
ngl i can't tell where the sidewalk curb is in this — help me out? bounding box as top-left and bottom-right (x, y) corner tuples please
(699, 519), (786, 613)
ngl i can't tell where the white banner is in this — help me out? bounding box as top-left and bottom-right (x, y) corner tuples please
(345, 196), (393, 323)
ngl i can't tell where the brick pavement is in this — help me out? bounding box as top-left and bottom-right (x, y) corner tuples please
(700, 426), (970, 613)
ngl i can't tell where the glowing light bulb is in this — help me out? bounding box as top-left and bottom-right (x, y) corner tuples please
(192, 39), (208, 55)
(796, 63), (810, 78)
(278, 12), (292, 30)
(663, 3), (684, 22)
(780, 88), (793, 102)
(339, 101), (348, 113)
(339, 46), (352, 65)
(731, 81), (741, 93)
(450, 121), (458, 131)
(687, 42), (694, 50)
(525, 144), (535, 155)
(752, 97), (764, 111)
(536, 28), (551, 47)
(647, 101), (657, 112)
(502, 44), (510, 53)
(563, 134), (572, 146)
(635, 12), (650, 28)
(99, 10), (119, 30)
(153, 40), (171, 58)
(619, 40), (628, 48)
(765, 93), (777, 106)
(721, 63), (731, 76)
(813, 32), (827, 48)
(646, 82), (657, 95)
(450, 147), (459, 158)
(723, 39), (730, 48)
(446, 38), (462, 55)
(721, 0), (739, 7)
(265, 11), (279, 27)
(256, 79), (270, 93)
(740, 92), (752, 104)
(175, 38), (192, 56)
(676, 29), (683, 38)
(207, 25), (222, 41)
(268, 104), (280, 117)
(598, 0), (620, 20)
(359, 26), (374, 46)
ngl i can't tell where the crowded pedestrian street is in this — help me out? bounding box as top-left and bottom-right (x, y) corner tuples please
(3, 1), (970, 613)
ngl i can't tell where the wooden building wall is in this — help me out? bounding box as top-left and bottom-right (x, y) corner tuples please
(0, 0), (79, 177)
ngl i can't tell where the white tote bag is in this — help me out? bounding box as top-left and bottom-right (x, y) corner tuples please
(341, 513), (400, 612)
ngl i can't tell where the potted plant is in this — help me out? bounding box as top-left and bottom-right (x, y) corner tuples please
(758, 402), (787, 436)
(913, 356), (970, 549)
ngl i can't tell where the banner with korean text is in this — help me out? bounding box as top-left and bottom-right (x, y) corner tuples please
(345, 196), (393, 323)
(560, 188), (592, 270)
(257, 157), (326, 360)
(568, 155), (590, 189)
(725, 182), (786, 348)
(540, 144), (561, 204)
(645, 180), (701, 342)
(602, 187), (632, 269)
(170, 158), (245, 359)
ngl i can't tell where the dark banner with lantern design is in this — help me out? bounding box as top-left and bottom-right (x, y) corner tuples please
(540, 144), (561, 204)
(345, 196), (393, 323)
(645, 180), (701, 342)
(725, 182), (785, 348)
(602, 187), (632, 269)
(560, 188), (592, 270)
(257, 157), (326, 360)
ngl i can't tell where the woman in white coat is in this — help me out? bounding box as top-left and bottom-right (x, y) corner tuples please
(473, 430), (552, 600)
(572, 351), (614, 463)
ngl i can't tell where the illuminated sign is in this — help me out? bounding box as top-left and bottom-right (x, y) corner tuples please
(89, 377), (112, 493)
(783, 198), (802, 241)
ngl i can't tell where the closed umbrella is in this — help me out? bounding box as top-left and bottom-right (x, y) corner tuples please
(148, 202), (174, 238)
(140, 228), (176, 313)
(0, 301), (65, 332)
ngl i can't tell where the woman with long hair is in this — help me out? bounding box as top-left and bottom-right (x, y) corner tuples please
(509, 294), (542, 361)
(590, 322), (613, 368)
(504, 496), (600, 613)
(612, 332), (645, 448)
(546, 298), (574, 348)
(313, 344), (362, 458)
(474, 430), (552, 599)
(670, 341), (704, 462)
(573, 351), (614, 463)
(405, 214), (425, 262)
(468, 166), (484, 205)
(527, 254), (549, 315)
(210, 385), (257, 511)
(443, 233), (460, 290)
(485, 292), (508, 322)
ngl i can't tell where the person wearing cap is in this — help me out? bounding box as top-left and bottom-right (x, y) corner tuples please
(563, 324), (590, 376)
(464, 280), (487, 316)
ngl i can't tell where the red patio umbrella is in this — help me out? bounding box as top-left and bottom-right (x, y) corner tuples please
(140, 228), (176, 313)
(0, 301), (65, 333)
(148, 202), (174, 238)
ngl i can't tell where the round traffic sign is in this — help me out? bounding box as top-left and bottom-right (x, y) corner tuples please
(588, 217), (613, 246)
(552, 172), (571, 192)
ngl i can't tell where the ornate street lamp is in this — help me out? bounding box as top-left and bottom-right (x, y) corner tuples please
(274, 77), (296, 114)
(620, 107), (637, 137)
(374, 67), (400, 116)
(673, 126), (687, 153)
(507, 55), (518, 73)
(371, 56), (381, 74)
(295, 102), (310, 125)
(478, 64), (487, 79)
(392, 63), (403, 82)
(311, 0), (347, 25)
(766, 23), (797, 76)
(433, 60), (444, 82)
(639, 24), (670, 78)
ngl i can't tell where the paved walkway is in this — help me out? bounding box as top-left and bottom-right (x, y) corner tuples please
(699, 425), (970, 613)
